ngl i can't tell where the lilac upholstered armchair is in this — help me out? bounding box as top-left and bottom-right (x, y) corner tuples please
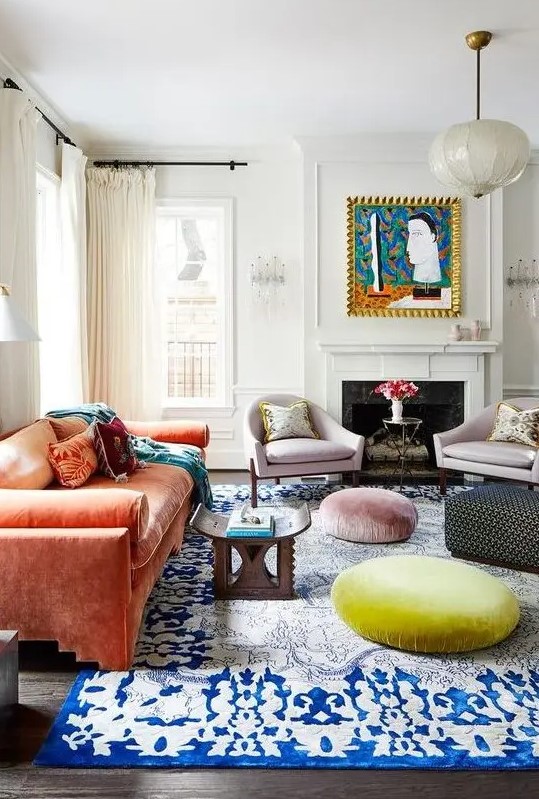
(243, 394), (364, 507)
(433, 397), (539, 494)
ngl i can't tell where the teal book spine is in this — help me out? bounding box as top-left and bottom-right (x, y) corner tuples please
(226, 528), (274, 538)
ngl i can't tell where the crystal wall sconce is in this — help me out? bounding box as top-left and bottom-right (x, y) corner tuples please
(505, 259), (539, 317)
(249, 256), (285, 306)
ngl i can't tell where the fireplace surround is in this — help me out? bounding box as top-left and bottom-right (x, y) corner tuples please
(318, 341), (498, 424)
(343, 380), (465, 467)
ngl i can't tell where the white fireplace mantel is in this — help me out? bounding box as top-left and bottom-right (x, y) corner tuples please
(318, 341), (499, 355)
(317, 340), (500, 422)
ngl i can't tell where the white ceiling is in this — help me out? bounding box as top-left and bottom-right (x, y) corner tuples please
(0, 0), (538, 150)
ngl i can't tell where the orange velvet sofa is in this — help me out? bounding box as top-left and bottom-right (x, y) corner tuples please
(0, 417), (209, 670)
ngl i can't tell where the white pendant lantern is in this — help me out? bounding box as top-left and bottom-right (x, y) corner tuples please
(429, 31), (530, 198)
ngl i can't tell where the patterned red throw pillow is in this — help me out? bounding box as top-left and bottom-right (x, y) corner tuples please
(92, 416), (138, 480)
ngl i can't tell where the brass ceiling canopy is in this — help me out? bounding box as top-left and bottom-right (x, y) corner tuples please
(465, 31), (492, 51)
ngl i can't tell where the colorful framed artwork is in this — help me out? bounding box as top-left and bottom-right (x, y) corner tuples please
(346, 195), (461, 317)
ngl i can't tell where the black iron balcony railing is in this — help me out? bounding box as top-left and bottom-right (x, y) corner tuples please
(167, 341), (216, 399)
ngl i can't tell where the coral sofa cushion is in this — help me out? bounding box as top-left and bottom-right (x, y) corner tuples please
(124, 420), (209, 448)
(92, 416), (138, 479)
(0, 487), (149, 545)
(47, 428), (98, 488)
(331, 555), (520, 653)
(0, 419), (57, 489)
(46, 415), (89, 441)
(79, 463), (193, 572)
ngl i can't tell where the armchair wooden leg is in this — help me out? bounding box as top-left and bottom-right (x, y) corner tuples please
(439, 468), (447, 496)
(275, 477), (281, 485)
(352, 471), (360, 487)
(250, 459), (258, 508)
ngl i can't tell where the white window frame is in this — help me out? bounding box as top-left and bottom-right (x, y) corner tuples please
(156, 197), (234, 415)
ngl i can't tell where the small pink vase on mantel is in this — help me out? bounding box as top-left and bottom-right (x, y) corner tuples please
(470, 319), (482, 341)
(448, 324), (462, 342)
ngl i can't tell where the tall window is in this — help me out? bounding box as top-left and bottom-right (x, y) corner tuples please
(155, 199), (233, 408)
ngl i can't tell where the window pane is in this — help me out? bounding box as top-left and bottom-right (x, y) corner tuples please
(156, 207), (224, 404)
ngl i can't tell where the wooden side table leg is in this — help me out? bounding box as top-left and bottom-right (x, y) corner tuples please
(212, 540), (231, 599)
(276, 539), (295, 598)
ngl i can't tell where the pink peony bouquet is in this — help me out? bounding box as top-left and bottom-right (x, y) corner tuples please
(373, 379), (419, 401)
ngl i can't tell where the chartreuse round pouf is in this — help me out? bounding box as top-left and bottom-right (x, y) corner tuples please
(331, 555), (520, 653)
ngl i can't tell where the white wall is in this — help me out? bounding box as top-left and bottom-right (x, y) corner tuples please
(503, 161), (539, 398)
(153, 145), (303, 468)
(298, 134), (505, 409)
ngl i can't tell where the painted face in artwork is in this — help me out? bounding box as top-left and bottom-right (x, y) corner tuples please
(406, 218), (437, 265)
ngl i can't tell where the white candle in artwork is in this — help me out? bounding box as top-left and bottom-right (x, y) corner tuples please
(370, 212), (381, 292)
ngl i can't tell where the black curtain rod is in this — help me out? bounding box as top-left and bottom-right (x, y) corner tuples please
(93, 159), (248, 170)
(2, 77), (76, 147)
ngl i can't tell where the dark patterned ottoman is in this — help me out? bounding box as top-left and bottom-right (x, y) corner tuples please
(445, 484), (539, 573)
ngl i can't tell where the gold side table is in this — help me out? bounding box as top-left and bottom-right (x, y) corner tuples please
(382, 417), (423, 492)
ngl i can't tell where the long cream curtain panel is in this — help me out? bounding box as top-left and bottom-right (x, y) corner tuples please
(0, 88), (40, 430)
(60, 143), (89, 405)
(86, 167), (160, 420)
(39, 143), (89, 413)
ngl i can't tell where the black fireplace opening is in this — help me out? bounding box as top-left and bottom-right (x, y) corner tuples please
(343, 381), (465, 470)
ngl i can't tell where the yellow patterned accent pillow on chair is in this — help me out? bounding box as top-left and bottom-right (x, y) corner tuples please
(488, 402), (539, 447)
(259, 400), (319, 443)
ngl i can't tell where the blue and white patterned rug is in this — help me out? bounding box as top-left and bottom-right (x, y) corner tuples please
(36, 483), (539, 769)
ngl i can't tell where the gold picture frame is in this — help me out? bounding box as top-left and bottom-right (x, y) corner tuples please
(346, 195), (461, 317)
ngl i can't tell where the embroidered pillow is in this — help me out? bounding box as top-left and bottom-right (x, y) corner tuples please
(259, 400), (319, 443)
(92, 416), (138, 480)
(488, 402), (539, 447)
(47, 428), (98, 488)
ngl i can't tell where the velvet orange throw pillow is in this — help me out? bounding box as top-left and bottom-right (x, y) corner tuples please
(47, 415), (89, 441)
(47, 428), (98, 489)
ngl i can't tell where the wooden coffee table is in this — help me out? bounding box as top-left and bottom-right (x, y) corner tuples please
(191, 504), (311, 600)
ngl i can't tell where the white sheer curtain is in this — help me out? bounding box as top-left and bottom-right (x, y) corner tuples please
(0, 88), (40, 430)
(38, 144), (89, 413)
(87, 167), (160, 420)
(59, 143), (88, 404)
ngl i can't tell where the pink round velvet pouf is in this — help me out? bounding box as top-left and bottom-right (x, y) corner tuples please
(319, 487), (417, 543)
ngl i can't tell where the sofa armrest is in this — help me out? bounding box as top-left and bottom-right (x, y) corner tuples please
(124, 420), (209, 448)
(0, 527), (133, 669)
(0, 488), (149, 544)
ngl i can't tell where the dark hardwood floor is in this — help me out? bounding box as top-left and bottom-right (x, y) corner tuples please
(2, 470), (537, 798)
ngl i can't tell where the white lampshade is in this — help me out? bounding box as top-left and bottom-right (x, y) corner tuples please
(429, 119), (530, 198)
(0, 292), (40, 342)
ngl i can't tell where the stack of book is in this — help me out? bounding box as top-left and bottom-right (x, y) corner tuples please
(226, 505), (274, 537)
